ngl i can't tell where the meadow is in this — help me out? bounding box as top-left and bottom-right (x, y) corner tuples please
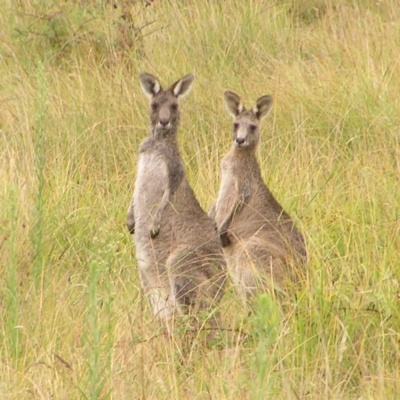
(1, 0), (399, 398)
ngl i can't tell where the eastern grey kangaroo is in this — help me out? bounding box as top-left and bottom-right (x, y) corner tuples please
(127, 73), (226, 325)
(209, 91), (306, 299)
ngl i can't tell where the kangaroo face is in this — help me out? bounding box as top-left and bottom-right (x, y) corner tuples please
(232, 111), (260, 149)
(150, 90), (180, 134)
(139, 73), (195, 136)
(224, 91), (274, 149)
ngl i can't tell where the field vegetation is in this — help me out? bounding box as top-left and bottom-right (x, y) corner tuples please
(1, 0), (399, 398)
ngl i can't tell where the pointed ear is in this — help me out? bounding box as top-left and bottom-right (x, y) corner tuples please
(224, 91), (245, 117)
(253, 95), (273, 120)
(139, 73), (162, 98)
(169, 74), (195, 98)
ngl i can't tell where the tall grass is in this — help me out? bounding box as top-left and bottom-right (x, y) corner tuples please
(32, 61), (47, 292)
(1, 0), (399, 398)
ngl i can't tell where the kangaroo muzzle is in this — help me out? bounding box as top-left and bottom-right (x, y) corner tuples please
(158, 106), (171, 128)
(234, 127), (248, 147)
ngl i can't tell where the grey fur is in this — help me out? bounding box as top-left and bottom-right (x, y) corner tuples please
(209, 91), (307, 299)
(127, 73), (226, 324)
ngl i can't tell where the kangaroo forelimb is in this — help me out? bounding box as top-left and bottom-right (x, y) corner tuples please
(126, 203), (135, 234)
(149, 187), (171, 238)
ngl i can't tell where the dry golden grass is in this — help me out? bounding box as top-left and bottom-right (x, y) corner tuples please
(1, 0), (399, 398)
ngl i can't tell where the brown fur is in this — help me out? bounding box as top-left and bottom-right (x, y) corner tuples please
(127, 73), (226, 325)
(209, 91), (306, 299)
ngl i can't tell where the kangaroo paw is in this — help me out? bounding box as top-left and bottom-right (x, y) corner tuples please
(219, 231), (231, 247)
(150, 223), (160, 238)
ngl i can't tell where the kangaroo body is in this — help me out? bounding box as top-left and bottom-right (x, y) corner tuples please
(209, 91), (306, 299)
(127, 73), (226, 321)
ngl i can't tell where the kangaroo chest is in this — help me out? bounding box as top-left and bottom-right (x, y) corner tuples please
(134, 152), (168, 217)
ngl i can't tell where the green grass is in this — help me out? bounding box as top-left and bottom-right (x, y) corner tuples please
(1, 0), (400, 398)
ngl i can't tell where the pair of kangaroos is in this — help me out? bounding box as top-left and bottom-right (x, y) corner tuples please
(126, 73), (307, 325)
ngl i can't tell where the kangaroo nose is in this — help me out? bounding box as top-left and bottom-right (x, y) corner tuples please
(159, 108), (170, 126)
(236, 137), (245, 145)
(160, 118), (169, 126)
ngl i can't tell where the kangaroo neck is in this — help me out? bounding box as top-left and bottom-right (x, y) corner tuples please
(231, 145), (258, 166)
(150, 128), (178, 143)
(141, 128), (180, 156)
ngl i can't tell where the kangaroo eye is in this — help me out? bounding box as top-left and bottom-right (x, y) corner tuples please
(151, 102), (158, 111)
(233, 123), (239, 130)
(249, 124), (257, 132)
(170, 103), (178, 111)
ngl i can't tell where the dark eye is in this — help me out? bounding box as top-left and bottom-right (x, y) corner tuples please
(170, 103), (178, 111)
(233, 122), (239, 130)
(249, 124), (257, 132)
(151, 102), (158, 111)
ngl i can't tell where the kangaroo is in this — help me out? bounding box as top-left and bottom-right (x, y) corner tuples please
(127, 73), (226, 327)
(209, 91), (306, 299)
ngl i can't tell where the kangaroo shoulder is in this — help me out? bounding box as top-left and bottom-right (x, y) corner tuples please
(221, 150), (235, 166)
(138, 136), (155, 154)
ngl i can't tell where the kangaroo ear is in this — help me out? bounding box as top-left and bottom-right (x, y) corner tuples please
(224, 91), (245, 117)
(253, 95), (273, 120)
(170, 74), (195, 98)
(139, 73), (162, 98)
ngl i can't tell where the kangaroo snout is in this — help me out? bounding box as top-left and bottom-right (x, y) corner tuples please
(159, 107), (171, 126)
(157, 120), (171, 129)
(235, 137), (246, 146)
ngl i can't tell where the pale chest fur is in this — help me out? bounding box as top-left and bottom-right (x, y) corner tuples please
(215, 153), (271, 234)
(214, 158), (239, 226)
(133, 152), (167, 226)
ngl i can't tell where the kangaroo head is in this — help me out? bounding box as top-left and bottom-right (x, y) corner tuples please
(224, 91), (273, 149)
(139, 73), (195, 136)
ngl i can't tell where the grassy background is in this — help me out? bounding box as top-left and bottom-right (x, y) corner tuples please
(1, 0), (399, 398)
